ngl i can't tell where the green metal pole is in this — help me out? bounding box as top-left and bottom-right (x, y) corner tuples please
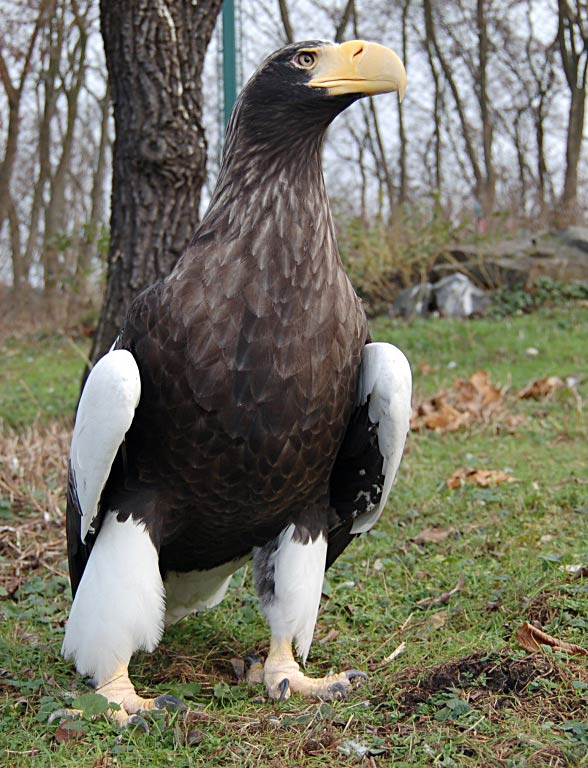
(222, 0), (237, 130)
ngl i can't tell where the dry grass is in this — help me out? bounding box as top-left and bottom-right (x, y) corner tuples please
(0, 420), (70, 591)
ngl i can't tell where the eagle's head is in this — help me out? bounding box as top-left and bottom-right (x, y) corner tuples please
(226, 39), (406, 152)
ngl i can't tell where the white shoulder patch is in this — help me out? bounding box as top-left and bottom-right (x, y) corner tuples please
(351, 342), (412, 534)
(70, 349), (141, 542)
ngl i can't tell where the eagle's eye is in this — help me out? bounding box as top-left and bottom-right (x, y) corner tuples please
(294, 51), (316, 69)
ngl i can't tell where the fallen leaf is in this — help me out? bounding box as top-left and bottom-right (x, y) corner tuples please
(413, 526), (456, 544)
(419, 362), (433, 376)
(54, 721), (87, 742)
(447, 468), (516, 489)
(515, 622), (588, 656)
(421, 402), (468, 432)
(517, 376), (564, 400)
(454, 370), (502, 414)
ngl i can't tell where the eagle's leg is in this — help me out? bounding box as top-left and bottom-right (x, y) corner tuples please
(253, 521), (367, 701)
(61, 514), (183, 726)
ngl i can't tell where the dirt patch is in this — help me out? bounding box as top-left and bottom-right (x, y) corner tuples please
(393, 651), (565, 714)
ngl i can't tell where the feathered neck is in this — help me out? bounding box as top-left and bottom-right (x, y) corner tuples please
(195, 103), (331, 243)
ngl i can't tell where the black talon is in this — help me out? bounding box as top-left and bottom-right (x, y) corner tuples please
(244, 654), (262, 667)
(154, 694), (188, 712)
(345, 669), (368, 681)
(328, 682), (348, 700)
(124, 714), (150, 733)
(277, 678), (290, 702)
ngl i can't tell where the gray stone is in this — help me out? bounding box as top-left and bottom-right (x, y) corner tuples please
(389, 282), (433, 318)
(433, 273), (489, 318)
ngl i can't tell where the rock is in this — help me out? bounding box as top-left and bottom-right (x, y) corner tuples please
(433, 274), (489, 318)
(552, 226), (588, 254)
(431, 228), (588, 289)
(389, 282), (433, 318)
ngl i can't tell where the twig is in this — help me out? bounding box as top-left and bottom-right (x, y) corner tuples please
(416, 574), (465, 607)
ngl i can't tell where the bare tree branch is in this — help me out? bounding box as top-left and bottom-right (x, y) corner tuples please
(277, 0), (294, 44)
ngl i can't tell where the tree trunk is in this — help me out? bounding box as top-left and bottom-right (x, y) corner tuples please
(7, 194), (25, 294)
(397, 0), (410, 206)
(24, 9), (63, 278)
(423, 15), (442, 200)
(89, 0), (222, 365)
(561, 84), (586, 221)
(70, 83), (111, 317)
(476, 0), (496, 216)
(43, 4), (89, 312)
(557, 0), (588, 224)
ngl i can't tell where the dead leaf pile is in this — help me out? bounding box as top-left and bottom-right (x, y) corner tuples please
(411, 370), (506, 432)
(446, 467), (517, 489)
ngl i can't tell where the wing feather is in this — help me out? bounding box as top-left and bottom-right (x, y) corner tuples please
(350, 342), (411, 533)
(69, 349), (141, 543)
(329, 341), (411, 552)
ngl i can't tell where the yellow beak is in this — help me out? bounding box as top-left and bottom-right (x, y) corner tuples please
(308, 40), (407, 101)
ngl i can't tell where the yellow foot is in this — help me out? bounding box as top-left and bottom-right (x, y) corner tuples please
(50, 668), (186, 731)
(263, 638), (367, 702)
(265, 666), (367, 701)
(262, 641), (367, 702)
(48, 705), (153, 731)
(96, 673), (186, 728)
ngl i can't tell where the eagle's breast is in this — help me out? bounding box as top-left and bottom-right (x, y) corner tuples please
(116, 157), (368, 567)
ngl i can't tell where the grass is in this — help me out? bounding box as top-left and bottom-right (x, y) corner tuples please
(1, 303), (588, 766)
(0, 331), (89, 427)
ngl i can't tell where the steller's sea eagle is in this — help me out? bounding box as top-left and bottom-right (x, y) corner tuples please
(62, 39), (411, 727)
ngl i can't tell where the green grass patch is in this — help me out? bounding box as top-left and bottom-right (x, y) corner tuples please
(0, 332), (89, 427)
(1, 305), (587, 766)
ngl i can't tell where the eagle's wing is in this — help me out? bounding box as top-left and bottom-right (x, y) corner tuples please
(328, 342), (411, 566)
(66, 350), (141, 590)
